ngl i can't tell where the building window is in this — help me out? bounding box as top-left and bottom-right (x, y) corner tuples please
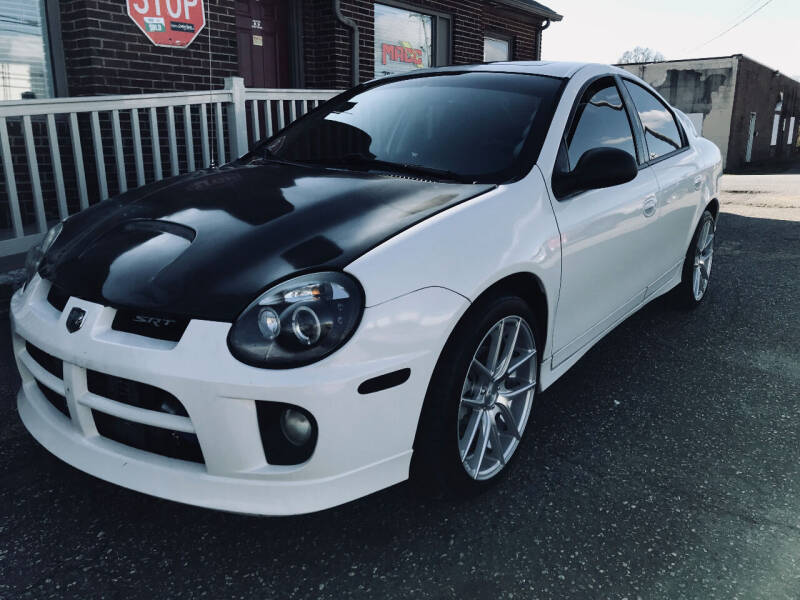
(374, 3), (433, 78)
(0, 0), (53, 99)
(770, 94), (783, 147)
(484, 35), (511, 62)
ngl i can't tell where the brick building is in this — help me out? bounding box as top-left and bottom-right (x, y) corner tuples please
(2, 0), (562, 99)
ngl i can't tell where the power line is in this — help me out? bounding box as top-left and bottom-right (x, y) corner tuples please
(728, 0), (770, 24)
(691, 0), (776, 51)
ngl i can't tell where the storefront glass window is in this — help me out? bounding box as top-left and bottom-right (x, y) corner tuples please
(0, 0), (52, 100)
(484, 36), (511, 62)
(374, 3), (432, 78)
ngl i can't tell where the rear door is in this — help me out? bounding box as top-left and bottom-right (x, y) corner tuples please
(549, 77), (661, 367)
(620, 79), (703, 289)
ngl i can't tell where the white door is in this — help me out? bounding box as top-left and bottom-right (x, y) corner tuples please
(549, 78), (662, 366)
(745, 112), (757, 163)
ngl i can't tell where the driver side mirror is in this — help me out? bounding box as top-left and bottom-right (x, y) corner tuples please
(553, 147), (638, 198)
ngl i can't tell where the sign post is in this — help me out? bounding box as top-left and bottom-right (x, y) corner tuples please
(127, 0), (206, 49)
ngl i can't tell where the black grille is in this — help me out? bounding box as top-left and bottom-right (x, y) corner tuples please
(87, 370), (189, 417)
(111, 310), (190, 342)
(37, 382), (69, 418)
(93, 411), (204, 463)
(47, 284), (70, 312)
(25, 342), (63, 379)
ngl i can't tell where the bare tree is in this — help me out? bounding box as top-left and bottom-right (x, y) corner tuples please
(617, 47), (665, 64)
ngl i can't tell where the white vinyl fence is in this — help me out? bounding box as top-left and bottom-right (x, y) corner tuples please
(0, 77), (337, 257)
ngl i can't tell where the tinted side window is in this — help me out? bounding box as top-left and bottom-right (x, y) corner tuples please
(566, 80), (637, 170)
(623, 81), (684, 160)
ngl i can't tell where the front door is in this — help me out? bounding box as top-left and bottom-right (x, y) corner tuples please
(236, 0), (290, 88)
(549, 78), (661, 366)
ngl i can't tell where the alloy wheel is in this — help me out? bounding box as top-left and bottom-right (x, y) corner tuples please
(457, 316), (536, 480)
(693, 219), (715, 300)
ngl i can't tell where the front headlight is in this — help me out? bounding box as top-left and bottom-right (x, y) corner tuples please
(228, 272), (364, 369)
(24, 222), (63, 288)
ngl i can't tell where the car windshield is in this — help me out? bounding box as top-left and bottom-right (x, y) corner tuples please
(257, 72), (563, 183)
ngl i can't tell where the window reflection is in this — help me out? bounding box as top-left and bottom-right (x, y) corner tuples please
(623, 81), (683, 160)
(0, 0), (52, 99)
(567, 81), (636, 169)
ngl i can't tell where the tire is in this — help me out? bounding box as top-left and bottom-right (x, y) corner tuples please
(674, 209), (716, 308)
(411, 293), (539, 497)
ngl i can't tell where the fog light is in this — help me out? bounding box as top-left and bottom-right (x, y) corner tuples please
(280, 408), (313, 446)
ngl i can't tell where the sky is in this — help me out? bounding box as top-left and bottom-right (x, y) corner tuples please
(543, 0), (800, 80)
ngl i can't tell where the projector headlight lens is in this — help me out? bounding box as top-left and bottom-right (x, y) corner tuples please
(228, 272), (363, 368)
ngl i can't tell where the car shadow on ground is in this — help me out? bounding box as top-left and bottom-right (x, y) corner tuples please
(2, 212), (799, 599)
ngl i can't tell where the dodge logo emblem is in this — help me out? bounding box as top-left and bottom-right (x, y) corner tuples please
(66, 307), (86, 333)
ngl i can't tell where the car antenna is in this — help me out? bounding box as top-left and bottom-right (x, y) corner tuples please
(207, 0), (217, 169)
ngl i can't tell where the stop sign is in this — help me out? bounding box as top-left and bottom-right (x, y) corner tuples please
(127, 0), (206, 49)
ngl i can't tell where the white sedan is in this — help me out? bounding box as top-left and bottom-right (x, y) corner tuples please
(11, 62), (722, 515)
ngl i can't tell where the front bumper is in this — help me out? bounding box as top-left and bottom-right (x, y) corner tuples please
(11, 277), (468, 515)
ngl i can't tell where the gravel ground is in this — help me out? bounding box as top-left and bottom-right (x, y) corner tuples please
(1, 178), (798, 599)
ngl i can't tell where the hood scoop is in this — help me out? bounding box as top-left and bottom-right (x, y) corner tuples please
(79, 220), (195, 258)
(70, 220), (196, 308)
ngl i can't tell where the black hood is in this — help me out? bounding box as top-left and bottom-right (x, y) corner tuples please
(40, 162), (493, 321)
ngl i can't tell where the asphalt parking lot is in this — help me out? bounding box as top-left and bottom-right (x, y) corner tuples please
(1, 175), (799, 599)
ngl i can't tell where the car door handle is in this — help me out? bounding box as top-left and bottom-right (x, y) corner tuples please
(694, 176), (703, 190)
(643, 196), (657, 218)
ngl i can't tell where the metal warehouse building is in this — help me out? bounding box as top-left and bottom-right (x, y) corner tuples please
(620, 55), (800, 172)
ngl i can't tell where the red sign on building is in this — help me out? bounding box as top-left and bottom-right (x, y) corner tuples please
(381, 43), (423, 67)
(127, 0), (206, 49)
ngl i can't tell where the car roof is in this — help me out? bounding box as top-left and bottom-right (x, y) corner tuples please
(375, 61), (626, 82)
(474, 61), (592, 78)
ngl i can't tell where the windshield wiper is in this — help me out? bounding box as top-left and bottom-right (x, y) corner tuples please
(248, 148), (311, 168)
(311, 153), (473, 183)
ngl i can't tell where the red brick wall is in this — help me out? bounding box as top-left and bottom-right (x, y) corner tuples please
(302, 0), (352, 89)
(727, 56), (800, 171)
(58, 0), (239, 96)
(302, 0), (544, 89)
